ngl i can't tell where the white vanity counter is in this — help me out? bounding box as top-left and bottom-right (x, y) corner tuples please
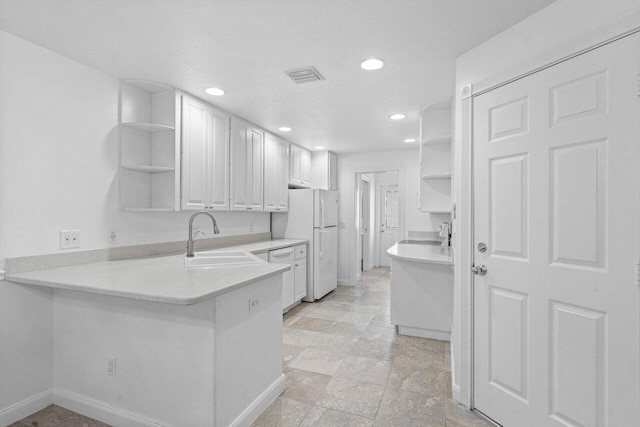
(6, 238), (307, 305)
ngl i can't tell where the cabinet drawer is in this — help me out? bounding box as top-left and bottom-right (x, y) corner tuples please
(294, 244), (307, 260)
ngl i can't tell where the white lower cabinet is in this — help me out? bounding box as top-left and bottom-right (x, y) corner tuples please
(267, 244), (307, 312)
(294, 258), (307, 302)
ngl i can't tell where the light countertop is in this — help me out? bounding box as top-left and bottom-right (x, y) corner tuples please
(386, 242), (453, 265)
(6, 239), (308, 305)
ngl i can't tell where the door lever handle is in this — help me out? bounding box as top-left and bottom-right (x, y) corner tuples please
(472, 265), (487, 276)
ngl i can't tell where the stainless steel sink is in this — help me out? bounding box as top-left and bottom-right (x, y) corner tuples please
(184, 250), (263, 268)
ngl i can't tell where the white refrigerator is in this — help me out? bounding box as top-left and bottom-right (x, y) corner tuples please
(272, 189), (338, 301)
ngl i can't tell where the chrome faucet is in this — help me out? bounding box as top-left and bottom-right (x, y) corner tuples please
(186, 211), (220, 257)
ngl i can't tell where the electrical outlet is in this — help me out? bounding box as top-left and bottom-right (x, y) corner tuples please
(249, 297), (259, 311)
(107, 357), (116, 377)
(60, 230), (80, 249)
(108, 230), (118, 244)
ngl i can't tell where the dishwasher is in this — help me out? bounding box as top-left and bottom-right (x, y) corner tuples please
(268, 247), (296, 312)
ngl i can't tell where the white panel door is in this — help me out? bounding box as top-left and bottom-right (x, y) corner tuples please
(379, 185), (400, 267)
(294, 258), (307, 301)
(301, 148), (311, 186)
(473, 34), (640, 427)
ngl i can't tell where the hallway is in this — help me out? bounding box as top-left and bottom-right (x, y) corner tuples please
(253, 268), (493, 426)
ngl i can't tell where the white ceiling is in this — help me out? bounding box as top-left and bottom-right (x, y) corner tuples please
(0, 0), (554, 153)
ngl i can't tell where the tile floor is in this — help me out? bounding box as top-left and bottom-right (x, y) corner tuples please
(11, 268), (493, 427)
(10, 404), (109, 427)
(253, 267), (495, 427)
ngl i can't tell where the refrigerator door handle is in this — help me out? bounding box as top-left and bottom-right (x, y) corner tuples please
(319, 229), (323, 259)
(320, 196), (325, 229)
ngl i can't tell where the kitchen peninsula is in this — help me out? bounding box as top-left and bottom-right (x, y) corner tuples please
(5, 238), (306, 427)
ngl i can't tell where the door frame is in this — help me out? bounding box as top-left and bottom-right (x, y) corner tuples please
(350, 166), (405, 286)
(360, 176), (372, 272)
(453, 10), (640, 409)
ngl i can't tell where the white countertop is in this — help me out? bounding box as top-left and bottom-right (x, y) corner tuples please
(386, 242), (453, 265)
(6, 239), (307, 305)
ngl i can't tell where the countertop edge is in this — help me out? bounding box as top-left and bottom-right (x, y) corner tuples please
(386, 244), (453, 266)
(6, 264), (291, 305)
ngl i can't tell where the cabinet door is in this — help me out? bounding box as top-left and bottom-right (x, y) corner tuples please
(230, 120), (249, 210)
(294, 258), (307, 301)
(248, 129), (263, 210)
(263, 133), (278, 212)
(289, 144), (301, 184)
(209, 108), (230, 210)
(328, 152), (337, 191)
(277, 139), (289, 211)
(300, 149), (311, 186)
(181, 96), (211, 211)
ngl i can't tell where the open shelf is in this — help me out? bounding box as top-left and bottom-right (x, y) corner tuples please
(422, 135), (451, 145)
(122, 165), (175, 173)
(422, 173), (452, 180)
(122, 122), (175, 133)
(119, 79), (179, 212)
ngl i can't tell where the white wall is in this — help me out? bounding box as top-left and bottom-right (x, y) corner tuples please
(0, 30), (270, 261)
(336, 149), (435, 284)
(0, 30), (270, 417)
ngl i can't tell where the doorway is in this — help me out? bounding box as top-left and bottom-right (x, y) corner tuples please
(353, 169), (403, 284)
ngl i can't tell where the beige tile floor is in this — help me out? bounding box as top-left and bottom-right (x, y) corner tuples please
(253, 267), (495, 427)
(11, 404), (109, 427)
(12, 268), (493, 427)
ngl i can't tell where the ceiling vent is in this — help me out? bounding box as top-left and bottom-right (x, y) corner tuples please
(285, 67), (325, 84)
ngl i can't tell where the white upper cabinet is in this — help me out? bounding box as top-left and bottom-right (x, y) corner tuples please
(230, 118), (264, 211)
(264, 132), (289, 212)
(181, 94), (229, 211)
(311, 150), (337, 191)
(289, 143), (312, 188)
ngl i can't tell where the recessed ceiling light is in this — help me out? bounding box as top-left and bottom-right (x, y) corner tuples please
(278, 126), (292, 132)
(360, 58), (385, 71)
(205, 87), (225, 96)
(389, 113), (406, 120)
(315, 146), (325, 150)
(403, 138), (416, 143)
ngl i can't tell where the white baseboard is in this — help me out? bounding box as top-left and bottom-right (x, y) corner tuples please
(53, 389), (169, 427)
(337, 279), (350, 286)
(0, 389), (53, 426)
(398, 325), (451, 341)
(229, 373), (286, 427)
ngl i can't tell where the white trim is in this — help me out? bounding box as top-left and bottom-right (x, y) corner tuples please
(398, 325), (450, 341)
(0, 389), (53, 426)
(53, 389), (170, 427)
(229, 374), (285, 427)
(454, 6), (640, 412)
(337, 278), (351, 286)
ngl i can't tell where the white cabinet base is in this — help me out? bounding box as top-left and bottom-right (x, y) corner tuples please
(390, 258), (453, 341)
(397, 325), (450, 341)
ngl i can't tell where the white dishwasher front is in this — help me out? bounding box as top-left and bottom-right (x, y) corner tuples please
(268, 247), (296, 311)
